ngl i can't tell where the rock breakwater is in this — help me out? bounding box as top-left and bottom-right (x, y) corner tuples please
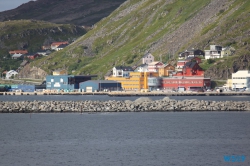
(0, 97), (250, 113)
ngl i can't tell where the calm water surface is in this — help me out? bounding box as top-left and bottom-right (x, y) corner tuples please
(0, 112), (249, 166)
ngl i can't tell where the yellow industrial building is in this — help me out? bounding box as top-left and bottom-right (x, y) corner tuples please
(106, 72), (159, 90)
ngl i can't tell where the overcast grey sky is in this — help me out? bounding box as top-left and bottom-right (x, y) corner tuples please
(0, 0), (32, 12)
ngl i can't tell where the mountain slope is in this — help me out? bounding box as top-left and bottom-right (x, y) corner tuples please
(31, 0), (250, 79)
(0, 20), (86, 53)
(0, 20), (86, 73)
(0, 0), (126, 26)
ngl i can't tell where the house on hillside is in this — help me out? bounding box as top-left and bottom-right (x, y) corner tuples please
(37, 50), (51, 56)
(205, 45), (222, 59)
(9, 50), (28, 55)
(6, 70), (18, 79)
(42, 45), (51, 50)
(158, 64), (175, 77)
(142, 53), (154, 64)
(181, 62), (204, 76)
(134, 64), (148, 72)
(148, 61), (164, 72)
(55, 44), (69, 51)
(12, 53), (24, 59)
(176, 57), (202, 72)
(24, 53), (40, 60)
(51, 41), (69, 50)
(179, 49), (204, 59)
(185, 57), (202, 64)
(112, 66), (134, 77)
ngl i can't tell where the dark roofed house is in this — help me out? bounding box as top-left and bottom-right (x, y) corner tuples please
(179, 49), (204, 59)
(24, 53), (40, 60)
(55, 44), (69, 51)
(182, 61), (204, 76)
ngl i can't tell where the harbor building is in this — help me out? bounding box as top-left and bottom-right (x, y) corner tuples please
(79, 80), (121, 92)
(161, 76), (211, 91)
(232, 70), (250, 89)
(46, 75), (97, 91)
(106, 72), (159, 90)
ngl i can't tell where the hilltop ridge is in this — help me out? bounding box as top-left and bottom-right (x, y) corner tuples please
(0, 0), (126, 26)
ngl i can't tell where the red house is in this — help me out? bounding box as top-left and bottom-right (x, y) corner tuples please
(24, 53), (40, 60)
(175, 61), (204, 77)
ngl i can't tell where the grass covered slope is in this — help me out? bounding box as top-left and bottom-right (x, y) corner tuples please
(32, 0), (250, 78)
(0, 20), (86, 73)
(0, 20), (86, 55)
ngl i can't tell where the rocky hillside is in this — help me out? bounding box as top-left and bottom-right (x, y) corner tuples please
(28, 0), (250, 80)
(0, 0), (126, 26)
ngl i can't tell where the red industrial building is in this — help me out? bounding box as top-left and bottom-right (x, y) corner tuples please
(161, 76), (211, 91)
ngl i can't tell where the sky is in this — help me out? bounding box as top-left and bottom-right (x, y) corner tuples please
(0, 0), (33, 12)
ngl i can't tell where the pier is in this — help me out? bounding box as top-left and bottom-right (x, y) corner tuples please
(0, 91), (250, 96)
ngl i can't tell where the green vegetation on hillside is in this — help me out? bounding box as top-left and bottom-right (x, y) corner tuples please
(30, 0), (250, 79)
(0, 20), (86, 73)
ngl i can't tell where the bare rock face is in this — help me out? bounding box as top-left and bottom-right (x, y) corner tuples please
(18, 64), (47, 79)
(205, 54), (250, 80)
(0, 0), (126, 26)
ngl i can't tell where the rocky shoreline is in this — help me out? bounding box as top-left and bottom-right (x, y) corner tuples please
(0, 97), (250, 113)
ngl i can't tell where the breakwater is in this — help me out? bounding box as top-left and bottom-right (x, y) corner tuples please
(0, 97), (250, 113)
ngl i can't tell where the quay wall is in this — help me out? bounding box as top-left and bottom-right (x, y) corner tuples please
(0, 97), (250, 113)
(1, 91), (250, 96)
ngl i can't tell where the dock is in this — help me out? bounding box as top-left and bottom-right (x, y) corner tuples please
(0, 91), (250, 96)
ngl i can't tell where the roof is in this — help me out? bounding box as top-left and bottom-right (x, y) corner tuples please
(137, 64), (148, 68)
(24, 53), (39, 56)
(114, 66), (133, 71)
(20, 60), (29, 66)
(148, 61), (162, 65)
(142, 52), (154, 58)
(51, 42), (69, 46)
(184, 61), (197, 68)
(81, 80), (121, 84)
(9, 50), (28, 54)
(12, 54), (23, 57)
(162, 76), (210, 79)
(57, 44), (68, 48)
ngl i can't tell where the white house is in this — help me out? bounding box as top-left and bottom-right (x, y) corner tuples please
(112, 66), (133, 77)
(148, 61), (164, 72)
(232, 70), (250, 89)
(142, 53), (154, 64)
(134, 64), (148, 72)
(55, 44), (68, 51)
(205, 45), (222, 59)
(12, 53), (23, 59)
(6, 70), (18, 79)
